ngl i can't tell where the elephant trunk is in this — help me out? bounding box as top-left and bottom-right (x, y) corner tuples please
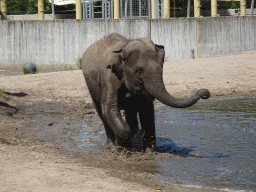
(144, 76), (210, 108)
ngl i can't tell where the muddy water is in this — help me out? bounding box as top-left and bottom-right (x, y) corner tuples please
(15, 99), (256, 191)
(154, 100), (256, 191)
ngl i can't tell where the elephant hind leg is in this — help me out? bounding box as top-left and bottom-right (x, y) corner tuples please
(92, 99), (116, 145)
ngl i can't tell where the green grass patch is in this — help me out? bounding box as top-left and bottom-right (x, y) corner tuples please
(25, 111), (63, 116)
(23, 68), (35, 74)
(26, 112), (37, 116)
(186, 99), (256, 114)
(41, 111), (64, 116)
(23, 67), (40, 74)
(0, 87), (9, 101)
(22, 68), (28, 74)
(64, 65), (73, 71)
(36, 68), (41, 73)
(76, 54), (82, 69)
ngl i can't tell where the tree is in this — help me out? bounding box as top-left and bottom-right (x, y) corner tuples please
(168, 0), (240, 11)
(7, 0), (75, 15)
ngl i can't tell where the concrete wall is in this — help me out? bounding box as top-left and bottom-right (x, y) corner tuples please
(197, 17), (256, 57)
(0, 19), (150, 66)
(151, 18), (197, 61)
(0, 17), (256, 68)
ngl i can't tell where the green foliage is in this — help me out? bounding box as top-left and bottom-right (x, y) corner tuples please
(42, 111), (63, 116)
(5, 0), (242, 16)
(93, 1), (102, 13)
(7, 0), (37, 14)
(186, 99), (256, 114)
(76, 54), (82, 69)
(22, 68), (28, 74)
(229, 1), (240, 9)
(36, 68), (41, 73)
(169, 0), (240, 11)
(53, 3), (75, 13)
(64, 64), (73, 70)
(0, 87), (9, 101)
(7, 0), (75, 15)
(170, 0), (188, 11)
(217, 1), (240, 9)
(22, 67), (40, 74)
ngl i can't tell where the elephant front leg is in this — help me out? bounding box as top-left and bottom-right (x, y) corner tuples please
(92, 99), (116, 146)
(139, 97), (156, 151)
(125, 108), (145, 146)
(101, 101), (132, 148)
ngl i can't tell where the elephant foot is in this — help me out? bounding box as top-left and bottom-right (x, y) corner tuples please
(105, 138), (116, 148)
(131, 129), (145, 146)
(113, 129), (145, 149)
(143, 146), (156, 153)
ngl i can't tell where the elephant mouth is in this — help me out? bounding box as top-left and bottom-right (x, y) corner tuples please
(131, 86), (145, 95)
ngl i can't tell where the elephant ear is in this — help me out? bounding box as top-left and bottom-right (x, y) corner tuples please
(155, 44), (165, 63)
(106, 49), (124, 81)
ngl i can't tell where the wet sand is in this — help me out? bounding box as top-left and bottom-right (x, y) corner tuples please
(1, 50), (256, 191)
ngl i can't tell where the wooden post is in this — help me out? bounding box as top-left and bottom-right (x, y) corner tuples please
(240, 0), (246, 16)
(151, 0), (155, 18)
(164, 0), (170, 18)
(194, 0), (200, 17)
(38, 0), (44, 20)
(76, 0), (82, 19)
(211, 0), (217, 17)
(114, 0), (120, 19)
(0, 0), (7, 20)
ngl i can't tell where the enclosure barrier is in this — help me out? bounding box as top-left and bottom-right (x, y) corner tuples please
(194, 0), (201, 17)
(211, 0), (217, 17)
(0, 17), (255, 68)
(38, 0), (44, 20)
(1, 0), (251, 20)
(0, 0), (7, 20)
(114, 0), (120, 19)
(241, 0), (247, 16)
(76, 0), (83, 19)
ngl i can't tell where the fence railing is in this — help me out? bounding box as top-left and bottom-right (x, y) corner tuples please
(1, 0), (255, 20)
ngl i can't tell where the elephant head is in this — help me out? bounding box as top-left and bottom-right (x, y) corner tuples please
(107, 38), (210, 108)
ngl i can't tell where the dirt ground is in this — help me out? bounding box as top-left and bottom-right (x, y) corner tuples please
(1, 50), (256, 191)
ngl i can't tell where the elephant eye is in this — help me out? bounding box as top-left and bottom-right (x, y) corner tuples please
(135, 67), (143, 76)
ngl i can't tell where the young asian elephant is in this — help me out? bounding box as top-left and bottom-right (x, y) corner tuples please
(81, 33), (210, 151)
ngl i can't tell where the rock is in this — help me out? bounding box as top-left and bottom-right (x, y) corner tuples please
(23, 63), (37, 74)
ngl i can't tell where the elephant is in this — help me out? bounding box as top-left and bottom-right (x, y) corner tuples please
(81, 33), (210, 151)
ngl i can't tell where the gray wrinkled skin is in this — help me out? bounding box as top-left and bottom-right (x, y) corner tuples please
(81, 33), (210, 151)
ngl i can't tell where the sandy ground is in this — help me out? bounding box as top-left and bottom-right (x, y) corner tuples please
(1, 50), (256, 191)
